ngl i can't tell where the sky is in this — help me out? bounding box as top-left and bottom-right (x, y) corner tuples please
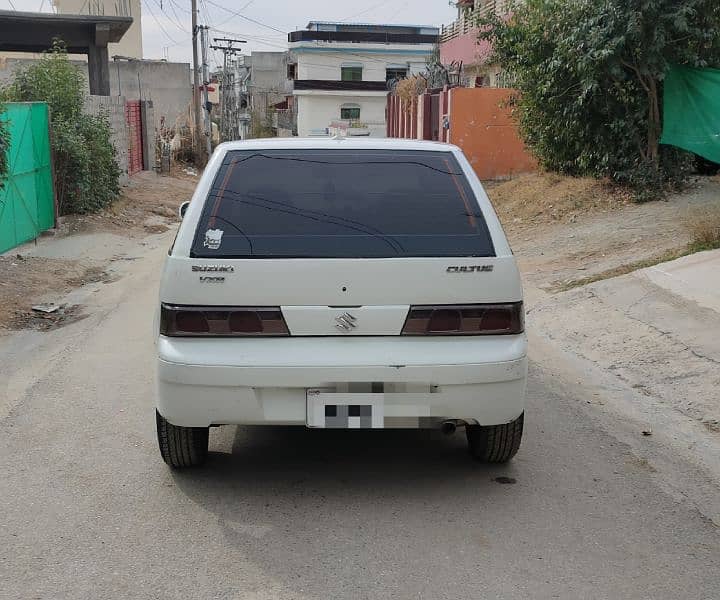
(3, 0), (456, 67)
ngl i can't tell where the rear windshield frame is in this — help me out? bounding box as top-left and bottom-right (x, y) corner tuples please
(191, 148), (496, 259)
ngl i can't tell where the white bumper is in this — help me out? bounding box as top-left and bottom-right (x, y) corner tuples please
(157, 336), (528, 427)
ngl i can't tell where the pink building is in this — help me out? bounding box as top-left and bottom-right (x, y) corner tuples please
(439, 0), (508, 86)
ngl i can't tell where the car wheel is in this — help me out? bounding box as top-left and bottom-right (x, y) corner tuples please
(466, 413), (523, 463)
(156, 410), (209, 468)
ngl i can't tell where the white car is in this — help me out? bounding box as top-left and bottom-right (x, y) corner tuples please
(156, 138), (527, 468)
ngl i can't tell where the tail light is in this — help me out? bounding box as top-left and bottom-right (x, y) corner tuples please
(160, 304), (289, 337)
(402, 302), (524, 336)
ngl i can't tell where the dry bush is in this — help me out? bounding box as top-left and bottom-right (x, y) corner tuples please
(395, 76), (427, 110)
(687, 208), (720, 252)
(486, 172), (630, 228)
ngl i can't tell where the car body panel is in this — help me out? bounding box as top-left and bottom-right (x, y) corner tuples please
(156, 138), (526, 429)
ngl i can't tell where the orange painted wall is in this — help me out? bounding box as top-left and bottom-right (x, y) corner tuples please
(448, 87), (537, 180)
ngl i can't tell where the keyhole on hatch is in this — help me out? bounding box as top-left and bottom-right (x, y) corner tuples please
(342, 286), (347, 292)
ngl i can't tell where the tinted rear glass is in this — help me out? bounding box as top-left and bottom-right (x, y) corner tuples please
(191, 149), (495, 258)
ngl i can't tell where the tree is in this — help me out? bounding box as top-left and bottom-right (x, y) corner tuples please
(2, 41), (120, 213)
(478, 0), (720, 197)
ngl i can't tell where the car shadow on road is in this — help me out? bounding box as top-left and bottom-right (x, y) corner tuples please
(171, 425), (520, 502)
(168, 426), (523, 598)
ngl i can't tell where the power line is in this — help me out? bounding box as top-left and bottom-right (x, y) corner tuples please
(142, 0), (181, 45)
(167, 0), (190, 14)
(339, 0), (395, 22)
(210, 27), (287, 50)
(198, 0), (215, 30)
(7, 0), (17, 9)
(213, 0), (255, 28)
(147, 0), (188, 34)
(164, 0), (190, 33)
(203, 0), (287, 34)
(388, 1), (410, 21)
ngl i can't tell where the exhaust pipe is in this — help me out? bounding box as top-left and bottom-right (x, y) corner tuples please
(441, 420), (457, 435)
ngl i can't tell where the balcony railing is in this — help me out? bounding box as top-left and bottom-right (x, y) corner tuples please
(440, 0), (502, 43)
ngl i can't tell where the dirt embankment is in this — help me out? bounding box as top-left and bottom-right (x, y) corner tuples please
(487, 173), (632, 231)
(487, 171), (720, 459)
(486, 172), (720, 290)
(0, 171), (196, 331)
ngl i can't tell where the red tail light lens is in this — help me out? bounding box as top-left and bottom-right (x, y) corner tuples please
(160, 304), (289, 337)
(402, 303), (524, 335)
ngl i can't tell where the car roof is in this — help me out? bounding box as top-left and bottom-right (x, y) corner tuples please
(216, 138), (459, 153)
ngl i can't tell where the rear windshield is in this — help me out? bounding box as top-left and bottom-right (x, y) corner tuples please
(191, 149), (495, 258)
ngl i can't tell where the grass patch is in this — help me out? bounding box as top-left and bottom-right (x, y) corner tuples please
(687, 209), (720, 253)
(553, 248), (691, 292)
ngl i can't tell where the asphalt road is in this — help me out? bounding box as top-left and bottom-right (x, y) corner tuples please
(1, 236), (719, 600)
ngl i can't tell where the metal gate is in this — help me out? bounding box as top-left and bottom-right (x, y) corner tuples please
(125, 100), (143, 176)
(0, 102), (55, 254)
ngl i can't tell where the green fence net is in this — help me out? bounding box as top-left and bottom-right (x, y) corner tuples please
(0, 102), (54, 254)
(661, 64), (720, 164)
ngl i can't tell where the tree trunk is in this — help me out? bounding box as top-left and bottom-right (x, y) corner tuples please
(647, 77), (661, 169)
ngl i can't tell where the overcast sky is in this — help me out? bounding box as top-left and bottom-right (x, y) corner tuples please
(3, 0), (455, 66)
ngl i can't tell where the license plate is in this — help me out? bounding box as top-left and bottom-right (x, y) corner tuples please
(306, 390), (385, 429)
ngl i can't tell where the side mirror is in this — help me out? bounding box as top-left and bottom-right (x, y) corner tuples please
(179, 201), (190, 219)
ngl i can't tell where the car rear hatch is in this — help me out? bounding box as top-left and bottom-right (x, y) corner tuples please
(162, 147), (522, 337)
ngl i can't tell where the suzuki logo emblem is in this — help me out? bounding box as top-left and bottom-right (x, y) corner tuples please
(335, 312), (357, 332)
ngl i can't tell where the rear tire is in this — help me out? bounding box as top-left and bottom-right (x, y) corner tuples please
(156, 410), (209, 468)
(466, 413), (523, 463)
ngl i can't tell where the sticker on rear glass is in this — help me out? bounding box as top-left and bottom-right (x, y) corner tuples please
(203, 228), (223, 250)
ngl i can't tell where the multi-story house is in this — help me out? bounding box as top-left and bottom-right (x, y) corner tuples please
(440, 0), (509, 86)
(246, 51), (295, 136)
(287, 21), (438, 137)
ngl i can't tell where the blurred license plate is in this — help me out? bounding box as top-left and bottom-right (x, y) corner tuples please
(306, 390), (384, 429)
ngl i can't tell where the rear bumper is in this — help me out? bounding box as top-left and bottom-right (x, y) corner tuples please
(156, 336), (528, 427)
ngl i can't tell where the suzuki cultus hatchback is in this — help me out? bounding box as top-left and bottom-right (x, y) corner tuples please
(156, 139), (527, 468)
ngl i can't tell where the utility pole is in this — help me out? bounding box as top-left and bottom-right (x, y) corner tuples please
(199, 25), (212, 159)
(191, 0), (202, 162)
(211, 38), (246, 142)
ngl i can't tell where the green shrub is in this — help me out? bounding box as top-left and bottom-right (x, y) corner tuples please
(3, 41), (120, 214)
(478, 0), (720, 199)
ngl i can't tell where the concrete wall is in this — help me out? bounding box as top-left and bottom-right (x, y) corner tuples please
(53, 0), (143, 59)
(0, 56), (191, 130)
(448, 87), (536, 179)
(109, 60), (192, 130)
(296, 92), (387, 137)
(83, 95), (130, 185)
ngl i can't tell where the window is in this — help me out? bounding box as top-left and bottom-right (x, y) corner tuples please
(340, 105), (361, 120)
(341, 66), (363, 81)
(386, 68), (408, 82)
(287, 63), (297, 80)
(192, 150), (494, 259)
